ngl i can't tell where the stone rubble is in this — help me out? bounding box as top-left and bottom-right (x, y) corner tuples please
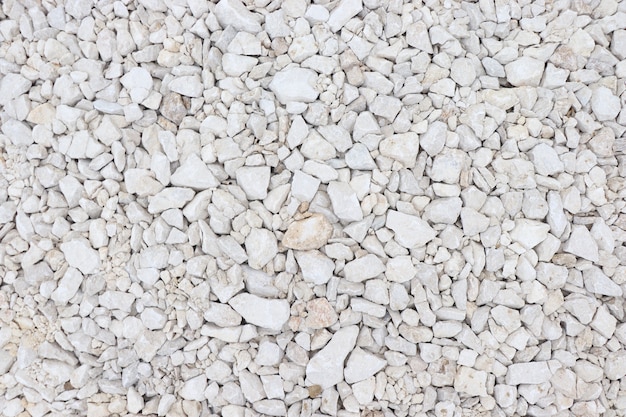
(0, 0), (625, 416)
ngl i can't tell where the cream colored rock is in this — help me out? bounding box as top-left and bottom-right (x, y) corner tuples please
(282, 214), (333, 250)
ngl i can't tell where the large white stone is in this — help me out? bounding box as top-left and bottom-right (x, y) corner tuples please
(327, 0), (363, 32)
(529, 143), (564, 176)
(343, 254), (385, 282)
(214, 0), (262, 32)
(121, 67), (153, 103)
(236, 166), (270, 200)
(170, 154), (220, 190)
(306, 325), (359, 388)
(505, 57), (545, 87)
(590, 86), (620, 121)
(283, 214), (333, 250)
(295, 250), (335, 285)
(505, 362), (552, 385)
(269, 68), (319, 104)
(563, 225), (599, 262)
(51, 267), (83, 305)
(379, 133), (420, 168)
(60, 238), (101, 275)
(386, 210), (437, 248)
(454, 366), (488, 397)
(583, 267), (622, 297)
(509, 219), (550, 249)
(327, 182), (363, 222)
(229, 293), (290, 330)
(245, 229), (278, 270)
(344, 347), (387, 383)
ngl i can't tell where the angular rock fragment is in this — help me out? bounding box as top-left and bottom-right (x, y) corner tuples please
(386, 210), (436, 248)
(306, 325), (359, 388)
(282, 214), (333, 250)
(229, 293), (290, 330)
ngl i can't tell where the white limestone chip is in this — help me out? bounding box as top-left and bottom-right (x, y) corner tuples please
(529, 143), (564, 176)
(180, 374), (208, 401)
(386, 210), (437, 248)
(454, 366), (488, 397)
(0, 73), (32, 106)
(344, 348), (387, 383)
(379, 133), (420, 167)
(229, 293), (290, 330)
(328, 0), (363, 32)
(236, 166), (271, 200)
(583, 266), (622, 297)
(269, 68), (319, 104)
(214, 0), (262, 33)
(327, 182), (363, 222)
(420, 121), (447, 156)
(245, 229), (278, 270)
(505, 362), (552, 385)
(505, 57), (545, 87)
(509, 219), (550, 249)
(60, 238), (101, 275)
(283, 214), (333, 250)
(563, 225), (599, 262)
(51, 268), (83, 305)
(171, 154), (220, 190)
(306, 298), (338, 329)
(148, 188), (195, 213)
(605, 351), (626, 380)
(590, 86), (620, 121)
(121, 67), (153, 103)
(295, 250), (335, 285)
(306, 325), (359, 388)
(343, 254), (385, 282)
(169, 75), (204, 98)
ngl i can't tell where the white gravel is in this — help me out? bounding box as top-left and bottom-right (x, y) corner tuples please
(1, 0), (626, 416)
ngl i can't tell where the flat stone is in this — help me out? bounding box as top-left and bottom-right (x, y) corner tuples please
(125, 169), (165, 197)
(583, 266), (622, 297)
(148, 188), (195, 213)
(180, 374), (208, 401)
(0, 73), (32, 106)
(590, 86), (620, 121)
(171, 154), (220, 190)
(229, 293), (290, 330)
(420, 121), (447, 157)
(529, 143), (564, 176)
(169, 75), (203, 98)
(509, 218), (550, 249)
(121, 67), (153, 103)
(454, 366), (488, 397)
(505, 362), (552, 385)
